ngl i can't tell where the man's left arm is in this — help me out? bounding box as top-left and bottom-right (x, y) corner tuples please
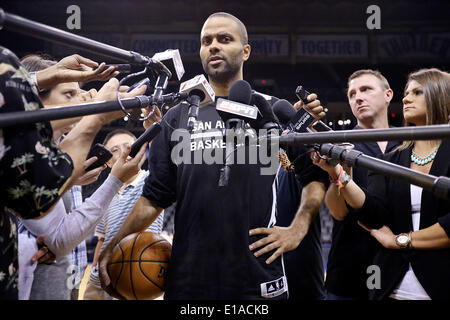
(249, 181), (326, 264)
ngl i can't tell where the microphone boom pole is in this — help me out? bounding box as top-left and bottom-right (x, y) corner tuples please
(0, 8), (148, 65)
(279, 125), (450, 146)
(0, 93), (187, 128)
(316, 143), (450, 200)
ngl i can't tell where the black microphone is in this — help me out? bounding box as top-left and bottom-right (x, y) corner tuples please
(272, 99), (297, 128)
(216, 80), (256, 124)
(186, 89), (204, 132)
(216, 80), (255, 187)
(229, 80), (252, 104)
(273, 99), (331, 133)
(295, 85), (331, 132)
(129, 122), (162, 157)
(250, 93), (280, 131)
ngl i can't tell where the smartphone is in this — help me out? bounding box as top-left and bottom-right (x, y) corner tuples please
(85, 143), (113, 171)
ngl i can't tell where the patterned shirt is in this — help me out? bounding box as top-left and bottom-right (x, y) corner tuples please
(0, 46), (73, 298)
(89, 170), (164, 287)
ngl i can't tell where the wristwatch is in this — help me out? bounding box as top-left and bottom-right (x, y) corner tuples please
(395, 232), (412, 249)
(340, 170), (351, 187)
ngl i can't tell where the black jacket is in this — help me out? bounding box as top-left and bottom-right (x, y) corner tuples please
(350, 140), (450, 300)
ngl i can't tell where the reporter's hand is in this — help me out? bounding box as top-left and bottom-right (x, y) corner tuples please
(110, 143), (147, 183)
(74, 157), (107, 186)
(79, 88), (98, 103)
(37, 55), (119, 89)
(31, 234), (56, 264)
(91, 78), (147, 125)
(311, 151), (341, 178)
(294, 93), (326, 120)
(142, 106), (162, 130)
(358, 222), (397, 249)
(56, 55), (119, 82)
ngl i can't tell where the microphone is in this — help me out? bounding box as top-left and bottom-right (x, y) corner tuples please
(295, 85), (331, 132)
(272, 99), (331, 133)
(129, 122), (162, 157)
(272, 99), (297, 128)
(152, 49), (185, 81)
(179, 74), (215, 132)
(216, 80), (257, 187)
(216, 80), (257, 124)
(250, 92), (280, 131)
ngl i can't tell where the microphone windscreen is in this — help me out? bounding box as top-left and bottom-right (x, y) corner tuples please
(250, 92), (279, 129)
(190, 88), (206, 101)
(229, 80), (252, 105)
(272, 99), (296, 125)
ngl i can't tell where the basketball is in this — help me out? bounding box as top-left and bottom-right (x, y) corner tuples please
(107, 232), (172, 300)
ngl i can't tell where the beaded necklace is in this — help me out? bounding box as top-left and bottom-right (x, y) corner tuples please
(411, 148), (438, 166)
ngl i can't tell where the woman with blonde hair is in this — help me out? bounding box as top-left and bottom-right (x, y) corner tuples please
(313, 68), (450, 300)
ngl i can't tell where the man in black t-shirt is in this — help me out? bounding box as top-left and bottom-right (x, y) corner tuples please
(322, 70), (401, 300)
(98, 12), (326, 300)
(276, 146), (329, 300)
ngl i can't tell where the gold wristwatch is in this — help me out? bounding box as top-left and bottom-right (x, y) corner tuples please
(395, 232), (412, 249)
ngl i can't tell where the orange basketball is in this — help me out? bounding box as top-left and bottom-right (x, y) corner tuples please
(107, 231), (172, 300)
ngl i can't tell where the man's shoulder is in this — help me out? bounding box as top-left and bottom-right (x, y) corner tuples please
(164, 101), (186, 118)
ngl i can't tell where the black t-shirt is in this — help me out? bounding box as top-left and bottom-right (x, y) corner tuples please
(142, 97), (288, 300)
(325, 126), (401, 298)
(276, 143), (329, 300)
(0, 46), (73, 298)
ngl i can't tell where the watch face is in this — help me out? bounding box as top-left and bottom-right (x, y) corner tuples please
(397, 235), (408, 244)
(341, 171), (351, 185)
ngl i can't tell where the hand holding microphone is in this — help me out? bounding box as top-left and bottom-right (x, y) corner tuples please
(294, 86), (326, 120)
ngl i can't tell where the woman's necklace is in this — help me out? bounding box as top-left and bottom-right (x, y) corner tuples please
(411, 147), (438, 166)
